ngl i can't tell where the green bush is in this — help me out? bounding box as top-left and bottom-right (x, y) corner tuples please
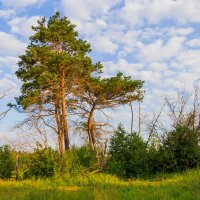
(54, 145), (96, 178)
(24, 145), (56, 178)
(0, 145), (14, 179)
(107, 125), (149, 178)
(160, 125), (200, 172)
(74, 145), (96, 169)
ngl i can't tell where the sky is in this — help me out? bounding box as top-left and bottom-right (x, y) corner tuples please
(0, 0), (200, 146)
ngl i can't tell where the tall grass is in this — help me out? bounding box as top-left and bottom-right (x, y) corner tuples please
(0, 168), (199, 200)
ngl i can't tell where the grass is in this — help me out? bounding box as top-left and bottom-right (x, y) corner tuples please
(0, 169), (199, 200)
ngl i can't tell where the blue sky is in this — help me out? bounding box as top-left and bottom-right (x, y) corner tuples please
(0, 0), (200, 146)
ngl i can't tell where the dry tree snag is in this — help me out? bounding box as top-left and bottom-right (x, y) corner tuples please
(163, 88), (200, 128)
(0, 90), (11, 120)
(146, 87), (200, 145)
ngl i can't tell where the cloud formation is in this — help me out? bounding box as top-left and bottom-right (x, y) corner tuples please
(0, 0), (45, 8)
(121, 0), (200, 25)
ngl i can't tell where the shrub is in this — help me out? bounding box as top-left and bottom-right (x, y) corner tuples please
(55, 145), (96, 178)
(160, 125), (200, 172)
(74, 145), (96, 169)
(24, 145), (56, 178)
(107, 125), (149, 178)
(0, 145), (14, 179)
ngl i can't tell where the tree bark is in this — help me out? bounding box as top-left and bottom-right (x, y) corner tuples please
(138, 101), (141, 137)
(15, 152), (19, 181)
(54, 100), (64, 155)
(87, 105), (99, 163)
(130, 102), (134, 135)
(60, 69), (70, 150)
(88, 105), (95, 148)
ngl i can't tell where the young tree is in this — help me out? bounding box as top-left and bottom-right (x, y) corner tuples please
(0, 145), (14, 179)
(160, 125), (200, 171)
(15, 12), (101, 154)
(107, 124), (149, 178)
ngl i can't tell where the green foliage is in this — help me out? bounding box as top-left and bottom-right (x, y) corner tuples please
(56, 145), (97, 178)
(159, 125), (200, 172)
(0, 145), (14, 179)
(74, 145), (96, 169)
(24, 145), (56, 178)
(107, 124), (149, 178)
(21, 144), (97, 179)
(56, 150), (82, 177)
(15, 12), (101, 110)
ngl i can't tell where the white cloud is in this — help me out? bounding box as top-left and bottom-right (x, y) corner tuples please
(186, 39), (200, 47)
(139, 36), (186, 62)
(1, 0), (45, 8)
(175, 50), (200, 72)
(61, 0), (120, 20)
(167, 27), (194, 36)
(0, 77), (19, 95)
(164, 78), (185, 90)
(148, 62), (167, 71)
(0, 32), (26, 56)
(121, 0), (200, 25)
(103, 59), (144, 77)
(0, 9), (15, 19)
(8, 16), (41, 38)
(0, 56), (19, 72)
(71, 18), (103, 37)
(91, 35), (118, 54)
(140, 70), (161, 83)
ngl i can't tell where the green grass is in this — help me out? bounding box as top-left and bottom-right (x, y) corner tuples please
(0, 169), (199, 200)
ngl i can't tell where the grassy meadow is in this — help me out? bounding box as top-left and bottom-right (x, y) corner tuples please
(0, 168), (199, 200)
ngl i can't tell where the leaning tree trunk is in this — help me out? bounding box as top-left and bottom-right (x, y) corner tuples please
(88, 109), (94, 147)
(87, 106), (99, 163)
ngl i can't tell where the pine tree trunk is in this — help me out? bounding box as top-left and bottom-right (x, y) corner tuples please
(15, 152), (19, 181)
(88, 106), (95, 148)
(60, 69), (70, 150)
(54, 101), (64, 155)
(87, 106), (99, 163)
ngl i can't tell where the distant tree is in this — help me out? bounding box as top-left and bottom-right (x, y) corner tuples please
(0, 145), (14, 179)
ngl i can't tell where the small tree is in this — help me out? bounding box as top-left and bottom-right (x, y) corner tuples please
(107, 124), (149, 178)
(74, 145), (96, 169)
(0, 145), (14, 179)
(24, 144), (56, 178)
(161, 125), (200, 172)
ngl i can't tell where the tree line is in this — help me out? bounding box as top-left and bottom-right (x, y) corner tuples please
(0, 12), (200, 180)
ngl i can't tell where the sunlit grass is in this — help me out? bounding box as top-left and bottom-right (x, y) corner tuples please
(0, 168), (199, 200)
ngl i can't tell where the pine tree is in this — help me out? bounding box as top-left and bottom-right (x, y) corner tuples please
(15, 12), (101, 154)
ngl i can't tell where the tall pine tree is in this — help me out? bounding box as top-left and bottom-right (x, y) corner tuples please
(15, 12), (101, 154)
